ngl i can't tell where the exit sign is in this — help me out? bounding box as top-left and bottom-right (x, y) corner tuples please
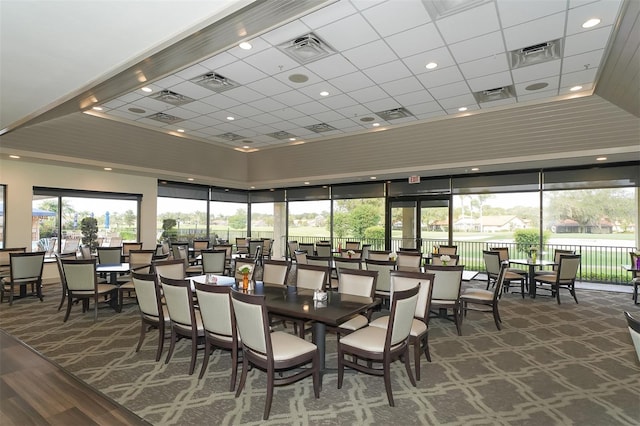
(408, 175), (421, 184)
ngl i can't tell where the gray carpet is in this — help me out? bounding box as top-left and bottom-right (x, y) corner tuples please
(1, 279), (639, 426)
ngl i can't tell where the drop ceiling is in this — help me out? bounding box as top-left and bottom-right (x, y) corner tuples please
(0, 0), (638, 189)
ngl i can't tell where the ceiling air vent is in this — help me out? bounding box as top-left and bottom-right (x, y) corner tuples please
(422, 0), (490, 20)
(509, 39), (563, 69)
(473, 85), (516, 103)
(216, 132), (245, 141)
(147, 112), (184, 124)
(191, 72), (237, 93)
(278, 33), (336, 65)
(150, 89), (194, 106)
(266, 131), (297, 140)
(304, 123), (338, 133)
(375, 107), (414, 121)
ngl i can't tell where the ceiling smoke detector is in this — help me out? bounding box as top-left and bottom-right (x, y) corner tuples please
(267, 131), (297, 140)
(304, 123), (338, 133)
(147, 112), (184, 124)
(150, 89), (194, 106)
(509, 39), (563, 69)
(375, 107), (414, 121)
(216, 132), (245, 141)
(191, 72), (237, 93)
(473, 85), (516, 103)
(279, 33), (335, 64)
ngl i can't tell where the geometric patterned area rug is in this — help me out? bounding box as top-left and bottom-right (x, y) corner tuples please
(1, 280), (639, 426)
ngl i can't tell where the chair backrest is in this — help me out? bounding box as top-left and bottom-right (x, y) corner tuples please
(214, 243), (233, 259)
(160, 276), (197, 329)
(161, 241), (171, 255)
(155, 244), (164, 256)
(176, 246), (190, 269)
(365, 259), (395, 293)
(201, 249), (227, 274)
(483, 250), (502, 276)
(334, 257), (362, 274)
(195, 283), (235, 338)
(490, 247), (510, 263)
(556, 254), (581, 282)
(236, 238), (249, 253)
(0, 247), (27, 267)
(437, 245), (458, 255)
(425, 265), (464, 301)
(128, 250), (155, 273)
(192, 239), (210, 254)
(298, 243), (315, 254)
(262, 260), (290, 285)
(387, 286), (420, 347)
(492, 264), (508, 302)
(122, 242), (143, 256)
(294, 250), (308, 265)
(631, 252), (640, 279)
(171, 242), (189, 260)
(108, 237), (123, 247)
(553, 249), (576, 271)
(368, 250), (392, 261)
(306, 256), (332, 285)
(234, 259), (256, 282)
(338, 268), (377, 298)
(9, 252), (46, 281)
(431, 253), (460, 266)
(153, 259), (186, 280)
(261, 238), (273, 257)
(295, 264), (328, 290)
(287, 241), (299, 258)
(54, 252), (76, 288)
(397, 251), (422, 271)
(97, 247), (122, 264)
(248, 240), (263, 257)
(345, 241), (360, 250)
(231, 291), (270, 355)
(390, 271), (435, 321)
(361, 244), (371, 260)
(62, 258), (97, 291)
(62, 238), (80, 254)
(79, 245), (92, 260)
(132, 271), (163, 319)
(624, 311), (640, 362)
(315, 243), (332, 257)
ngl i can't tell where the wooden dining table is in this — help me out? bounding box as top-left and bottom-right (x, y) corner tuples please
(96, 262), (130, 285)
(509, 258), (557, 296)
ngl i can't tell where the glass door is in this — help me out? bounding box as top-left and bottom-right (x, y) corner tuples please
(388, 197), (450, 253)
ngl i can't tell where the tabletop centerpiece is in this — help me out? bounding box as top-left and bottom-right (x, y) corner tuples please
(440, 254), (451, 266)
(389, 251), (397, 262)
(528, 246), (538, 263)
(237, 264), (253, 290)
(346, 249), (356, 259)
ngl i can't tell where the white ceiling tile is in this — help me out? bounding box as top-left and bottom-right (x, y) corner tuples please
(385, 23), (444, 58)
(174, 64), (210, 80)
(271, 90), (313, 106)
(564, 26), (613, 56)
(458, 53), (509, 79)
(305, 54), (358, 79)
(295, 101), (331, 115)
(221, 86), (265, 103)
(436, 2), (500, 45)
(479, 97), (517, 109)
(380, 76), (425, 96)
(363, 60), (412, 84)
(270, 107), (306, 120)
(438, 93), (477, 109)
(115, 92), (144, 103)
(273, 66), (323, 89)
(329, 71), (375, 92)
(393, 89), (434, 106)
(517, 88), (559, 102)
(213, 122), (242, 132)
(335, 104), (374, 118)
(108, 109), (143, 121)
(198, 52), (238, 71)
(226, 104), (264, 118)
(209, 110), (244, 122)
(312, 110), (346, 123)
(153, 75), (184, 89)
(562, 49), (604, 74)
(416, 65), (464, 89)
(314, 13), (379, 51)
(405, 100), (443, 115)
(170, 81), (217, 100)
(414, 110), (447, 120)
(503, 12), (566, 51)
(349, 85), (389, 103)
(289, 115), (323, 126)
(319, 93), (358, 109)
(260, 19), (312, 46)
(131, 96), (172, 112)
(449, 31), (506, 64)
(227, 37), (272, 59)
(511, 60), (561, 84)
(249, 97), (287, 113)
(102, 99), (126, 109)
(566, 0), (623, 36)
(246, 77), (292, 97)
(514, 76), (559, 96)
(163, 106), (201, 120)
(332, 118), (366, 130)
(191, 115), (224, 127)
(361, 0), (432, 37)
(194, 123), (225, 134)
(243, 122), (276, 132)
(496, 0), (566, 28)
(429, 81), (471, 100)
(559, 67), (598, 87)
(296, 81), (340, 99)
(170, 119), (207, 131)
(365, 97), (401, 113)
(466, 71), (512, 92)
(251, 113), (282, 125)
(402, 47), (456, 75)
(342, 39), (398, 69)
(200, 93), (242, 109)
(136, 117), (168, 127)
(351, 0), (386, 11)
(216, 61), (268, 85)
(243, 48), (300, 75)
(300, 0), (358, 29)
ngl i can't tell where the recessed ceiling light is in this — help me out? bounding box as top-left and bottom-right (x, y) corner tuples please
(289, 137), (296, 141)
(9, 155), (20, 159)
(289, 73), (309, 83)
(596, 156), (607, 161)
(570, 85), (583, 92)
(243, 145), (250, 149)
(370, 176), (377, 180)
(372, 123), (380, 127)
(226, 116), (235, 121)
(187, 178), (194, 181)
(582, 18), (601, 29)
(320, 91), (329, 97)
(304, 181), (310, 185)
(141, 87), (152, 93)
(471, 167), (480, 171)
(458, 107), (468, 112)
(177, 129), (185, 133)
(92, 106), (103, 111)
(239, 42), (252, 50)
(103, 167), (112, 171)
(425, 62), (438, 69)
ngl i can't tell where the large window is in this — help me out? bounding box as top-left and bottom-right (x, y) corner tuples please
(209, 201), (248, 242)
(158, 197), (208, 242)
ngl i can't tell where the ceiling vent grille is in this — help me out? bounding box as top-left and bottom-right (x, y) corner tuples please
(278, 33), (336, 65)
(509, 39), (563, 69)
(216, 132), (245, 141)
(191, 72), (237, 93)
(473, 85), (516, 103)
(147, 112), (184, 124)
(375, 107), (414, 121)
(150, 89), (194, 106)
(266, 131), (297, 140)
(422, 0), (490, 20)
(304, 123), (338, 133)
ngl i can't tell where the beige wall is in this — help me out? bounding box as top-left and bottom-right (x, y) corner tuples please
(0, 159), (158, 250)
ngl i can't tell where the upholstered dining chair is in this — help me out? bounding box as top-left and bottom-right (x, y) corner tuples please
(97, 246), (122, 264)
(287, 241), (299, 261)
(431, 253), (460, 266)
(235, 237), (249, 255)
(315, 242), (333, 257)
(61, 258), (117, 322)
(192, 239), (210, 258)
(54, 252), (77, 311)
(153, 258), (186, 281)
(292, 264), (328, 337)
(122, 242), (143, 262)
(534, 254), (581, 304)
(630, 252), (639, 304)
(132, 272), (169, 362)
(437, 245), (458, 255)
(201, 249), (227, 275)
(337, 285), (420, 407)
(332, 257), (363, 289)
(369, 271), (435, 380)
(160, 276), (204, 375)
(194, 283), (240, 390)
(117, 249), (155, 311)
(294, 250), (308, 265)
(397, 251), (422, 272)
(79, 245), (92, 260)
(460, 264), (507, 331)
(365, 259), (396, 308)
(425, 265), (464, 336)
(0, 247), (27, 280)
(261, 238), (273, 261)
(333, 268), (378, 338)
(176, 245), (202, 276)
(534, 248), (575, 278)
(261, 259), (290, 286)
(624, 311), (640, 363)
(212, 243), (233, 274)
(306, 255), (332, 290)
(483, 250), (527, 297)
(344, 241), (361, 250)
(1, 251), (46, 306)
(367, 250), (392, 261)
(230, 290), (320, 420)
(298, 242), (315, 255)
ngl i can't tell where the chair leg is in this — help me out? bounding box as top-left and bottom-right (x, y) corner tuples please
(403, 347), (416, 387)
(312, 351), (320, 398)
(454, 307), (462, 336)
(188, 336), (198, 375)
(423, 334), (431, 362)
(492, 305), (502, 330)
(521, 279), (525, 299)
(229, 344), (239, 392)
(57, 287), (66, 311)
(136, 322), (147, 353)
(264, 366), (274, 420)
(64, 294), (73, 322)
(156, 323), (166, 362)
(383, 358), (394, 407)
(94, 294), (99, 321)
(9, 283), (14, 306)
(37, 280), (43, 302)
(199, 341), (211, 379)
(555, 284), (561, 304)
(570, 284), (578, 304)
(413, 338), (421, 381)
(165, 329), (177, 364)
(337, 346), (345, 389)
(235, 356), (249, 398)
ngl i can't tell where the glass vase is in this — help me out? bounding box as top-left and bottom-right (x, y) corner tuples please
(242, 273), (249, 290)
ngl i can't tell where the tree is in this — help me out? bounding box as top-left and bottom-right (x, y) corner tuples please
(228, 209), (247, 230)
(349, 204), (381, 239)
(122, 209), (136, 228)
(161, 218), (177, 242)
(332, 211), (349, 238)
(80, 217), (98, 250)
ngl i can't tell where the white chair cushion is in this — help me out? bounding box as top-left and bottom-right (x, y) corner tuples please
(431, 299), (457, 306)
(536, 274), (556, 284)
(340, 325), (387, 352)
(271, 331), (317, 361)
(338, 315), (369, 331)
(460, 288), (493, 301)
(369, 316), (427, 337)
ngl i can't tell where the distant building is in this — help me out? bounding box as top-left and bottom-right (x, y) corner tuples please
(552, 218), (613, 234)
(453, 215), (526, 232)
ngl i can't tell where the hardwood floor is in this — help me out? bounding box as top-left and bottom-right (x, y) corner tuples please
(0, 329), (150, 425)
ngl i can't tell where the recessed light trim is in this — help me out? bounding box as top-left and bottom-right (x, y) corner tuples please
(458, 107), (468, 112)
(582, 18), (601, 28)
(570, 85), (583, 92)
(370, 176), (377, 180)
(596, 156), (607, 161)
(304, 181), (310, 185)
(319, 91), (329, 97)
(187, 178), (194, 181)
(92, 106), (103, 111)
(239, 41), (252, 50)
(104, 167), (112, 171)
(425, 62), (438, 69)
(372, 123), (380, 127)
(471, 167), (480, 171)
(177, 129), (185, 133)
(141, 87), (152, 93)
(226, 116), (235, 121)
(9, 155), (20, 159)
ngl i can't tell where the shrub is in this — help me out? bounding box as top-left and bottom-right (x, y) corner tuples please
(514, 228), (551, 255)
(80, 217), (99, 250)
